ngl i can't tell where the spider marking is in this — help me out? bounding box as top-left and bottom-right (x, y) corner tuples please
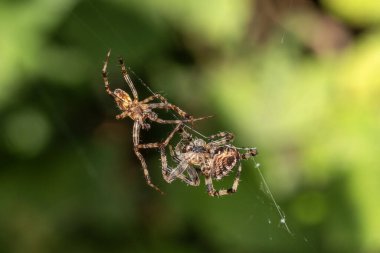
(159, 124), (258, 196)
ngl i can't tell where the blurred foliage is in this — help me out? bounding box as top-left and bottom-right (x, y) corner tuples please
(1, 0), (380, 253)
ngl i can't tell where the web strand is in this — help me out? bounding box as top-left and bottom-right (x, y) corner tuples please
(252, 158), (293, 235)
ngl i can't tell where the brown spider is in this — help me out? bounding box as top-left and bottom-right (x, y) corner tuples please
(159, 124), (258, 196)
(102, 50), (210, 193)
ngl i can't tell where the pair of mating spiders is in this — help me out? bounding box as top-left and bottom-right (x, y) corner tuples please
(102, 51), (258, 196)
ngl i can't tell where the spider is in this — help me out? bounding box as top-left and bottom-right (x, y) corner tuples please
(102, 50), (210, 193)
(159, 124), (258, 196)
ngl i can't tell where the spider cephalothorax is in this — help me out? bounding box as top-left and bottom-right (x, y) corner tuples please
(159, 125), (258, 196)
(102, 50), (210, 193)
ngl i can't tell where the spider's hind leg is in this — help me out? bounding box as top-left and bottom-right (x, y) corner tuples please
(132, 121), (164, 194)
(217, 163), (242, 196)
(205, 163), (242, 197)
(134, 147), (163, 194)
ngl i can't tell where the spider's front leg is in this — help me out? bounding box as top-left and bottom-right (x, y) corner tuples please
(115, 111), (130, 120)
(118, 57), (139, 101)
(102, 50), (114, 97)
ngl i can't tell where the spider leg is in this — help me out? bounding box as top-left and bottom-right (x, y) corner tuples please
(119, 57), (139, 101)
(132, 121), (163, 194)
(214, 163), (242, 196)
(137, 123), (183, 150)
(167, 160), (189, 182)
(140, 95), (162, 104)
(169, 167), (200, 186)
(115, 111), (130, 120)
(168, 144), (183, 163)
(165, 127), (199, 185)
(102, 50), (114, 97)
(205, 174), (218, 197)
(204, 162), (241, 197)
(169, 145), (177, 160)
(146, 94), (191, 119)
(208, 132), (234, 146)
(160, 147), (184, 183)
(184, 167), (200, 186)
(151, 115), (211, 125)
(177, 127), (194, 146)
(241, 148), (258, 160)
(160, 147), (199, 186)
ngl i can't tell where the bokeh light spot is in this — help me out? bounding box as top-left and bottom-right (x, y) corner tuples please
(4, 108), (52, 157)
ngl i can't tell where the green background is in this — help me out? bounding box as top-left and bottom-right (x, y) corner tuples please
(1, 0), (380, 252)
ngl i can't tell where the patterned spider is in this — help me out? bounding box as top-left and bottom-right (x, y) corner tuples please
(159, 124), (258, 196)
(102, 50), (209, 193)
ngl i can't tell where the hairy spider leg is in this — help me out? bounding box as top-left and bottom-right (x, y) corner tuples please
(160, 148), (200, 186)
(208, 132), (234, 146)
(147, 100), (193, 119)
(132, 121), (163, 193)
(118, 57), (139, 100)
(150, 115), (212, 125)
(205, 163), (243, 197)
(133, 123), (184, 193)
(113, 111), (210, 124)
(137, 123), (183, 150)
(102, 50), (114, 97)
(166, 127), (204, 186)
(241, 148), (258, 159)
(154, 125), (200, 186)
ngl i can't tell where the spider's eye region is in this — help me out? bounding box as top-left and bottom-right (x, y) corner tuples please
(193, 139), (206, 147)
(191, 146), (206, 153)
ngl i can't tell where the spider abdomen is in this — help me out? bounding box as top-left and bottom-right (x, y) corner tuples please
(212, 148), (239, 180)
